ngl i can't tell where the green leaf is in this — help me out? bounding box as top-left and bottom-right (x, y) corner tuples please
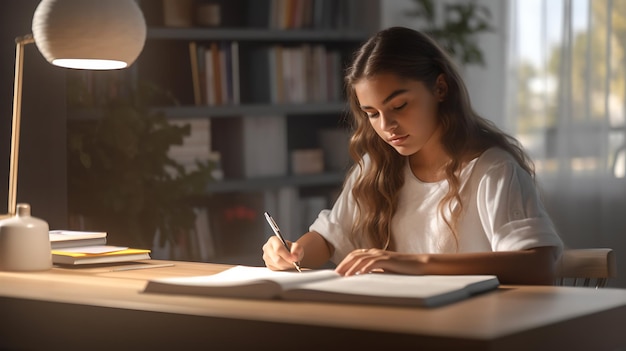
(406, 0), (494, 67)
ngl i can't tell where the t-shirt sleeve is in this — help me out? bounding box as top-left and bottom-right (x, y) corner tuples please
(476, 160), (563, 258)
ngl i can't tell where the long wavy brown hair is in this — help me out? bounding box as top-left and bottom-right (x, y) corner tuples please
(344, 27), (534, 251)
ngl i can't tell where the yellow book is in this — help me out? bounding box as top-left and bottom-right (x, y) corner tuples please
(52, 246), (151, 265)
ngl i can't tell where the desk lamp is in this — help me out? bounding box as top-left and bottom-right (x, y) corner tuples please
(0, 0), (146, 271)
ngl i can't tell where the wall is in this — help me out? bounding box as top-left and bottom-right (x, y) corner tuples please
(0, 1), (67, 229)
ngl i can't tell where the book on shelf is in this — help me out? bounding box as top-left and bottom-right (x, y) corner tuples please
(189, 41), (202, 106)
(271, 45), (284, 104)
(143, 265), (500, 308)
(230, 42), (240, 104)
(52, 245), (152, 265)
(245, 0), (363, 30)
(281, 46), (305, 103)
(190, 41), (240, 106)
(210, 42), (223, 105)
(278, 44), (341, 103)
(239, 44), (341, 104)
(49, 230), (107, 249)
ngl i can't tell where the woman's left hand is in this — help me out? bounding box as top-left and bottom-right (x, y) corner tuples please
(334, 248), (426, 276)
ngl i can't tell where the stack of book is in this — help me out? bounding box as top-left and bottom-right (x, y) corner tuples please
(49, 230), (151, 265)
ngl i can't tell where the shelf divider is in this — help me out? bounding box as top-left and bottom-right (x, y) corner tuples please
(147, 27), (372, 42)
(206, 172), (346, 193)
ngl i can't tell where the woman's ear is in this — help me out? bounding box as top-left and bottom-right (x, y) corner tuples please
(435, 74), (448, 101)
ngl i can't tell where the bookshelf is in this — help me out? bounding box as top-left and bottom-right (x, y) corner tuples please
(205, 172), (345, 193)
(68, 0), (380, 264)
(147, 27), (372, 41)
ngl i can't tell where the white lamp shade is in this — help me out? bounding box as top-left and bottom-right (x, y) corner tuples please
(32, 0), (147, 70)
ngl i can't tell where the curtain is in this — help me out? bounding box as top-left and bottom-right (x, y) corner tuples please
(506, 0), (626, 287)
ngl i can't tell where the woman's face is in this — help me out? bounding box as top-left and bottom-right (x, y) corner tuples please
(354, 73), (445, 157)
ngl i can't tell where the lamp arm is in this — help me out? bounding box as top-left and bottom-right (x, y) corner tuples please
(5, 34), (35, 217)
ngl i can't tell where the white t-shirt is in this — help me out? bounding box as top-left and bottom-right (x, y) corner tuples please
(310, 147), (563, 264)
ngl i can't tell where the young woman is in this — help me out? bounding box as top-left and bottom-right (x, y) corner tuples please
(262, 27), (563, 285)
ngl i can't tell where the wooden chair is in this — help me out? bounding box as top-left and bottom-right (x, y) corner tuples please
(555, 248), (617, 288)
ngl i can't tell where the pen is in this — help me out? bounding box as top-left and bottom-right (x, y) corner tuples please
(264, 212), (302, 272)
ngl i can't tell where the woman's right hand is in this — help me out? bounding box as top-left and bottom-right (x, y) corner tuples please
(262, 236), (304, 271)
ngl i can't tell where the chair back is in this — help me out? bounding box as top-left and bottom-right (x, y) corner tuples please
(555, 248), (616, 288)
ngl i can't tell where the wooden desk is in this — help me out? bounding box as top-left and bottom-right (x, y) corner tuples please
(0, 260), (625, 351)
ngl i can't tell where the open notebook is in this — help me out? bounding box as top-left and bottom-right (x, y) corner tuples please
(143, 265), (499, 307)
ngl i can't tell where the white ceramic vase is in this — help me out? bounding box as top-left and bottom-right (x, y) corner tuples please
(0, 203), (51, 271)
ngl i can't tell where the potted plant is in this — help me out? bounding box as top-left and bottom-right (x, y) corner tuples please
(67, 76), (214, 250)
